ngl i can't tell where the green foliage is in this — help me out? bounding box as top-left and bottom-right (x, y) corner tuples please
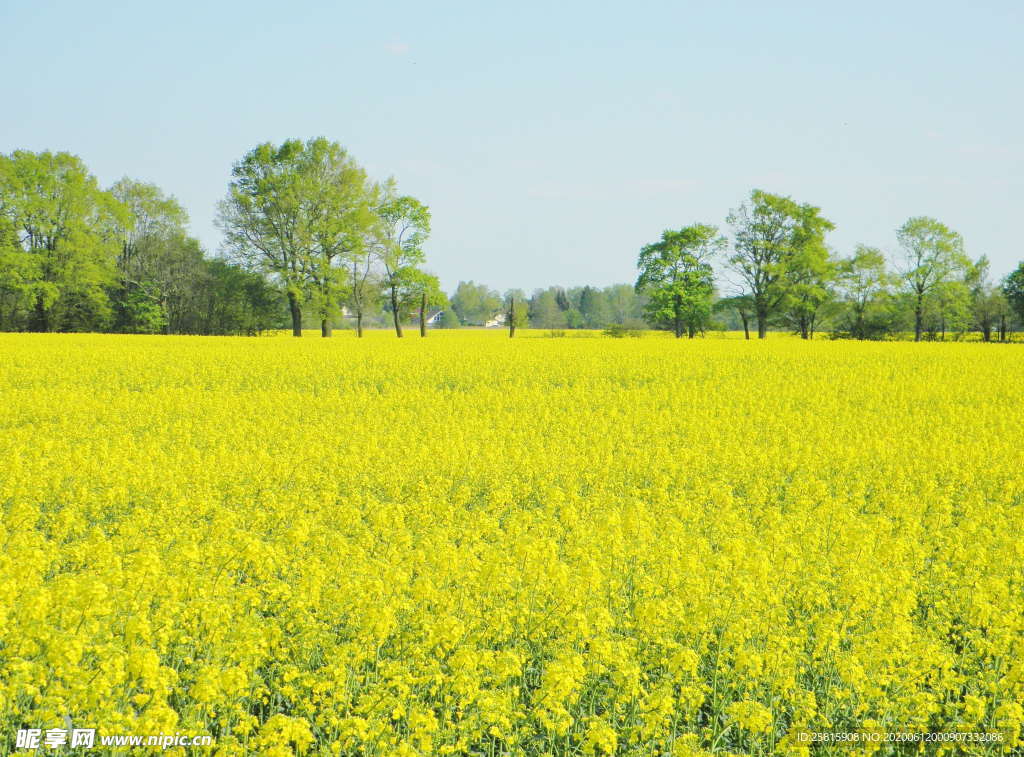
(1004, 262), (1024, 324)
(578, 285), (610, 328)
(0, 149), (127, 331)
(965, 256), (1010, 341)
(120, 285), (169, 334)
(528, 288), (568, 329)
(635, 224), (723, 338)
(109, 178), (202, 334)
(450, 281), (501, 326)
(831, 246), (897, 340)
(438, 309), (461, 328)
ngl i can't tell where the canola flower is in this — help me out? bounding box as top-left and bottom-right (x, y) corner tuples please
(1, 330), (1023, 756)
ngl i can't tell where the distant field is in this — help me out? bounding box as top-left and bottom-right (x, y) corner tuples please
(2, 332), (1023, 755)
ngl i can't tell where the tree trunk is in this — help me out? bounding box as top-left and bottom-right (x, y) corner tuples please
(914, 295), (923, 342)
(1000, 314), (1007, 342)
(982, 321), (991, 342)
(420, 291), (427, 337)
(508, 296), (516, 338)
(740, 313), (749, 340)
(321, 318), (332, 338)
(391, 285), (403, 337)
(287, 291), (302, 337)
(356, 310), (364, 338)
(31, 295), (50, 332)
(756, 307), (768, 339)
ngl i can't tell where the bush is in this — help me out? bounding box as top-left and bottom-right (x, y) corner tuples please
(602, 324), (643, 338)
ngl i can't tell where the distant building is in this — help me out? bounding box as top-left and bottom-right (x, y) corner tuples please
(485, 313), (507, 328)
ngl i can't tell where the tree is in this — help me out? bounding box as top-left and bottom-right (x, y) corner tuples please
(0, 150), (127, 331)
(401, 269), (446, 337)
(578, 285), (611, 328)
(635, 224), (723, 338)
(782, 241), (837, 339)
(923, 278), (971, 340)
(372, 179), (430, 338)
(194, 258), (286, 335)
(895, 216), (968, 342)
(342, 241), (378, 338)
(218, 139), (322, 336)
(835, 245), (892, 339)
(300, 140), (375, 337)
(603, 283), (646, 327)
(0, 213), (45, 329)
(450, 281), (501, 326)
(529, 288), (567, 328)
(966, 256), (1010, 342)
(110, 178), (200, 334)
(504, 289), (529, 337)
(438, 309), (461, 328)
(726, 190), (834, 338)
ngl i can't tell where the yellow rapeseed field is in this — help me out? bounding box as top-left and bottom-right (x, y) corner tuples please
(2, 331), (1023, 756)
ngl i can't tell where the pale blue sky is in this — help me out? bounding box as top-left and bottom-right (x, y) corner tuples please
(2, 1), (1021, 291)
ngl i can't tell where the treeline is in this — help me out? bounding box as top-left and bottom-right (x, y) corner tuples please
(3, 144), (1024, 340)
(634, 190), (1024, 341)
(0, 151), (285, 335)
(0, 140), (447, 337)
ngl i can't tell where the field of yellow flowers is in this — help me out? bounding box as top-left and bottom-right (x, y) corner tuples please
(2, 331), (1023, 756)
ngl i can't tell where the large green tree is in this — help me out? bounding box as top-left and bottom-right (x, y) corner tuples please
(300, 141), (375, 337)
(218, 140), (310, 336)
(726, 190), (834, 338)
(219, 138), (374, 337)
(635, 224), (724, 338)
(373, 179), (431, 338)
(895, 216), (968, 342)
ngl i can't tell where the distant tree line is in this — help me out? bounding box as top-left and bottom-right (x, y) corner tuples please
(440, 281), (647, 330)
(636, 189), (1024, 341)
(3, 149), (1022, 341)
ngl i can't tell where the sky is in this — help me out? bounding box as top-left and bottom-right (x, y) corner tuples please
(1, 0), (1021, 293)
